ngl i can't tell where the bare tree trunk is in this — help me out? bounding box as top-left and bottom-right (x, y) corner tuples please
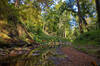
(95, 0), (100, 29)
(76, 0), (83, 33)
(15, 0), (19, 7)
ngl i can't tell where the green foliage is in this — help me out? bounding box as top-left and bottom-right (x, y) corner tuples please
(0, 0), (100, 66)
(0, 0), (98, 44)
(32, 32), (67, 45)
(73, 30), (100, 45)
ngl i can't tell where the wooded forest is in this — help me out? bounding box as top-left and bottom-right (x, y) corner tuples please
(0, 0), (100, 66)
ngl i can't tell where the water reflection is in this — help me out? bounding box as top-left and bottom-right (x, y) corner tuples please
(0, 42), (68, 66)
(0, 48), (55, 66)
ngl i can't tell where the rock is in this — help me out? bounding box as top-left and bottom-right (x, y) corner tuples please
(14, 47), (22, 51)
(9, 50), (17, 56)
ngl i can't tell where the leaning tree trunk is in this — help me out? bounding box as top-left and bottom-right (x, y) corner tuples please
(95, 0), (100, 29)
(76, 0), (83, 33)
(81, 16), (89, 31)
(14, 0), (32, 39)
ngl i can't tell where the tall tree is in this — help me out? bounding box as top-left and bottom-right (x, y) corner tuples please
(59, 0), (91, 33)
(95, 0), (100, 29)
(76, 0), (83, 33)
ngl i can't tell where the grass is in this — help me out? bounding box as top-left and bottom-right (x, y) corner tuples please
(73, 30), (100, 57)
(33, 32), (69, 45)
(73, 30), (100, 46)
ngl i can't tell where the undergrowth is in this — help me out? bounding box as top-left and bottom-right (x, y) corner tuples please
(73, 30), (100, 46)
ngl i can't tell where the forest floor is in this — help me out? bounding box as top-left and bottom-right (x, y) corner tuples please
(53, 46), (100, 66)
(0, 44), (100, 66)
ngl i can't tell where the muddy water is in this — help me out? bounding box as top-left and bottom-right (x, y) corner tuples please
(0, 57), (41, 66)
(0, 55), (55, 66)
(0, 61), (24, 66)
(0, 44), (67, 66)
(0, 50), (55, 66)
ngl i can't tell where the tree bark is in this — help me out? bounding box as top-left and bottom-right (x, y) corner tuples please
(64, 27), (66, 38)
(95, 0), (100, 29)
(15, 0), (19, 7)
(65, 8), (89, 31)
(76, 0), (83, 33)
(81, 16), (89, 31)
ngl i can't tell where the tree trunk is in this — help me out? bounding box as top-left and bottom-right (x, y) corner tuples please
(15, 0), (19, 7)
(95, 0), (100, 29)
(17, 23), (33, 40)
(64, 28), (66, 38)
(81, 16), (89, 31)
(76, 0), (83, 33)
